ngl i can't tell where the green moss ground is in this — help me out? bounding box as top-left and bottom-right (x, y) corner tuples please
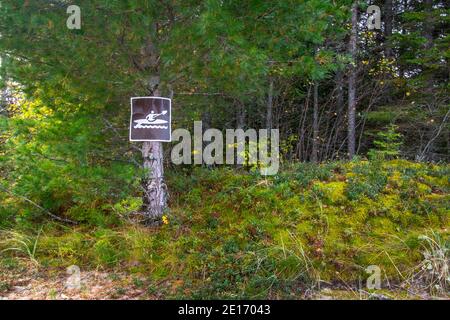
(1, 160), (449, 299)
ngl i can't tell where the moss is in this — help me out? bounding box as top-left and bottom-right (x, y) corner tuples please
(313, 181), (347, 205)
(3, 160), (449, 298)
(416, 182), (432, 194)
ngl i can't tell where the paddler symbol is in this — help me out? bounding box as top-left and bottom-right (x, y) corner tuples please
(134, 110), (168, 129)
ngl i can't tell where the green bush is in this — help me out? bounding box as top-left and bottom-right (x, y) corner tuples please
(368, 124), (403, 161)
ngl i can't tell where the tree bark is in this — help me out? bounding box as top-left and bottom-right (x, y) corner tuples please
(347, 2), (358, 159)
(266, 78), (274, 130)
(423, 0), (434, 93)
(336, 71), (344, 114)
(311, 82), (319, 163)
(424, 0), (433, 50)
(142, 140), (167, 222)
(141, 84), (167, 223)
(236, 100), (245, 129)
(384, 0), (394, 59)
(202, 111), (212, 168)
(297, 85), (311, 161)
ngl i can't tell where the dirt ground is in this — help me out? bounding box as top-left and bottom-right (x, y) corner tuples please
(0, 261), (447, 300)
(0, 262), (151, 300)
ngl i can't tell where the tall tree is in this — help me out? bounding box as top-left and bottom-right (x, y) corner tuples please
(311, 82), (319, 163)
(347, 2), (358, 159)
(384, 0), (394, 59)
(266, 78), (274, 131)
(0, 0), (199, 223)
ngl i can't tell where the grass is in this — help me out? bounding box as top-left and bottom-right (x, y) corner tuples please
(405, 232), (449, 295)
(0, 226), (43, 266)
(0, 160), (448, 299)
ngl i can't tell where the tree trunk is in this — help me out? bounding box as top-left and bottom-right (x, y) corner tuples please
(424, 0), (433, 50)
(347, 2), (358, 159)
(142, 85), (167, 223)
(0, 87), (7, 116)
(324, 72), (344, 159)
(142, 140), (167, 221)
(423, 0), (434, 94)
(266, 78), (274, 130)
(384, 0), (394, 59)
(422, 0), (436, 159)
(236, 101), (245, 129)
(202, 111), (212, 168)
(336, 71), (344, 114)
(311, 82), (319, 163)
(297, 85), (311, 161)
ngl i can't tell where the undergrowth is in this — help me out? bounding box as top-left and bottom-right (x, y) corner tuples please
(0, 160), (448, 299)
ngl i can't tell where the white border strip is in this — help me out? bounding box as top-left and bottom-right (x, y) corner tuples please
(129, 97), (172, 142)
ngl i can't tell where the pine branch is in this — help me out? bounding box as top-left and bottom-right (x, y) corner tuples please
(0, 184), (78, 225)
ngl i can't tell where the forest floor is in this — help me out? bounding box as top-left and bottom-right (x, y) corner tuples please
(1, 160), (449, 300)
(0, 262), (147, 300)
(0, 261), (445, 300)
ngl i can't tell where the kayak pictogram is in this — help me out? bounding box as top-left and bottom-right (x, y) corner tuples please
(134, 110), (168, 129)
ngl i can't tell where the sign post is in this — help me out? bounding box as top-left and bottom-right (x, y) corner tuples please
(130, 96), (171, 223)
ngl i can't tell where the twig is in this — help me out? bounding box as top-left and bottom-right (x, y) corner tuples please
(418, 109), (450, 160)
(0, 185), (77, 225)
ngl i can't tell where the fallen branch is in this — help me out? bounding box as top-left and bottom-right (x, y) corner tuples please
(0, 185), (78, 225)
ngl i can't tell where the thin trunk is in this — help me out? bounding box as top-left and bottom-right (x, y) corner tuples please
(311, 82), (319, 163)
(297, 85), (311, 161)
(235, 101), (245, 168)
(0, 55), (8, 117)
(236, 101), (245, 129)
(423, 0), (436, 158)
(424, 0), (434, 93)
(347, 2), (358, 159)
(336, 71), (344, 114)
(384, 0), (394, 58)
(424, 0), (433, 50)
(330, 71), (345, 158)
(266, 78), (274, 130)
(202, 111), (212, 168)
(0, 87), (6, 116)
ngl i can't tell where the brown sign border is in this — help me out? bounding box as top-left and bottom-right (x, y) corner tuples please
(129, 97), (172, 142)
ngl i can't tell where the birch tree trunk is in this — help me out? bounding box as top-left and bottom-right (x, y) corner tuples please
(142, 140), (166, 221)
(142, 85), (167, 223)
(347, 2), (358, 159)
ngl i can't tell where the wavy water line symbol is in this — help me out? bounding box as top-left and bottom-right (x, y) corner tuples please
(134, 124), (168, 129)
(134, 110), (168, 129)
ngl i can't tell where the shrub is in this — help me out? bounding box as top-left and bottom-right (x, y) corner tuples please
(368, 124), (403, 161)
